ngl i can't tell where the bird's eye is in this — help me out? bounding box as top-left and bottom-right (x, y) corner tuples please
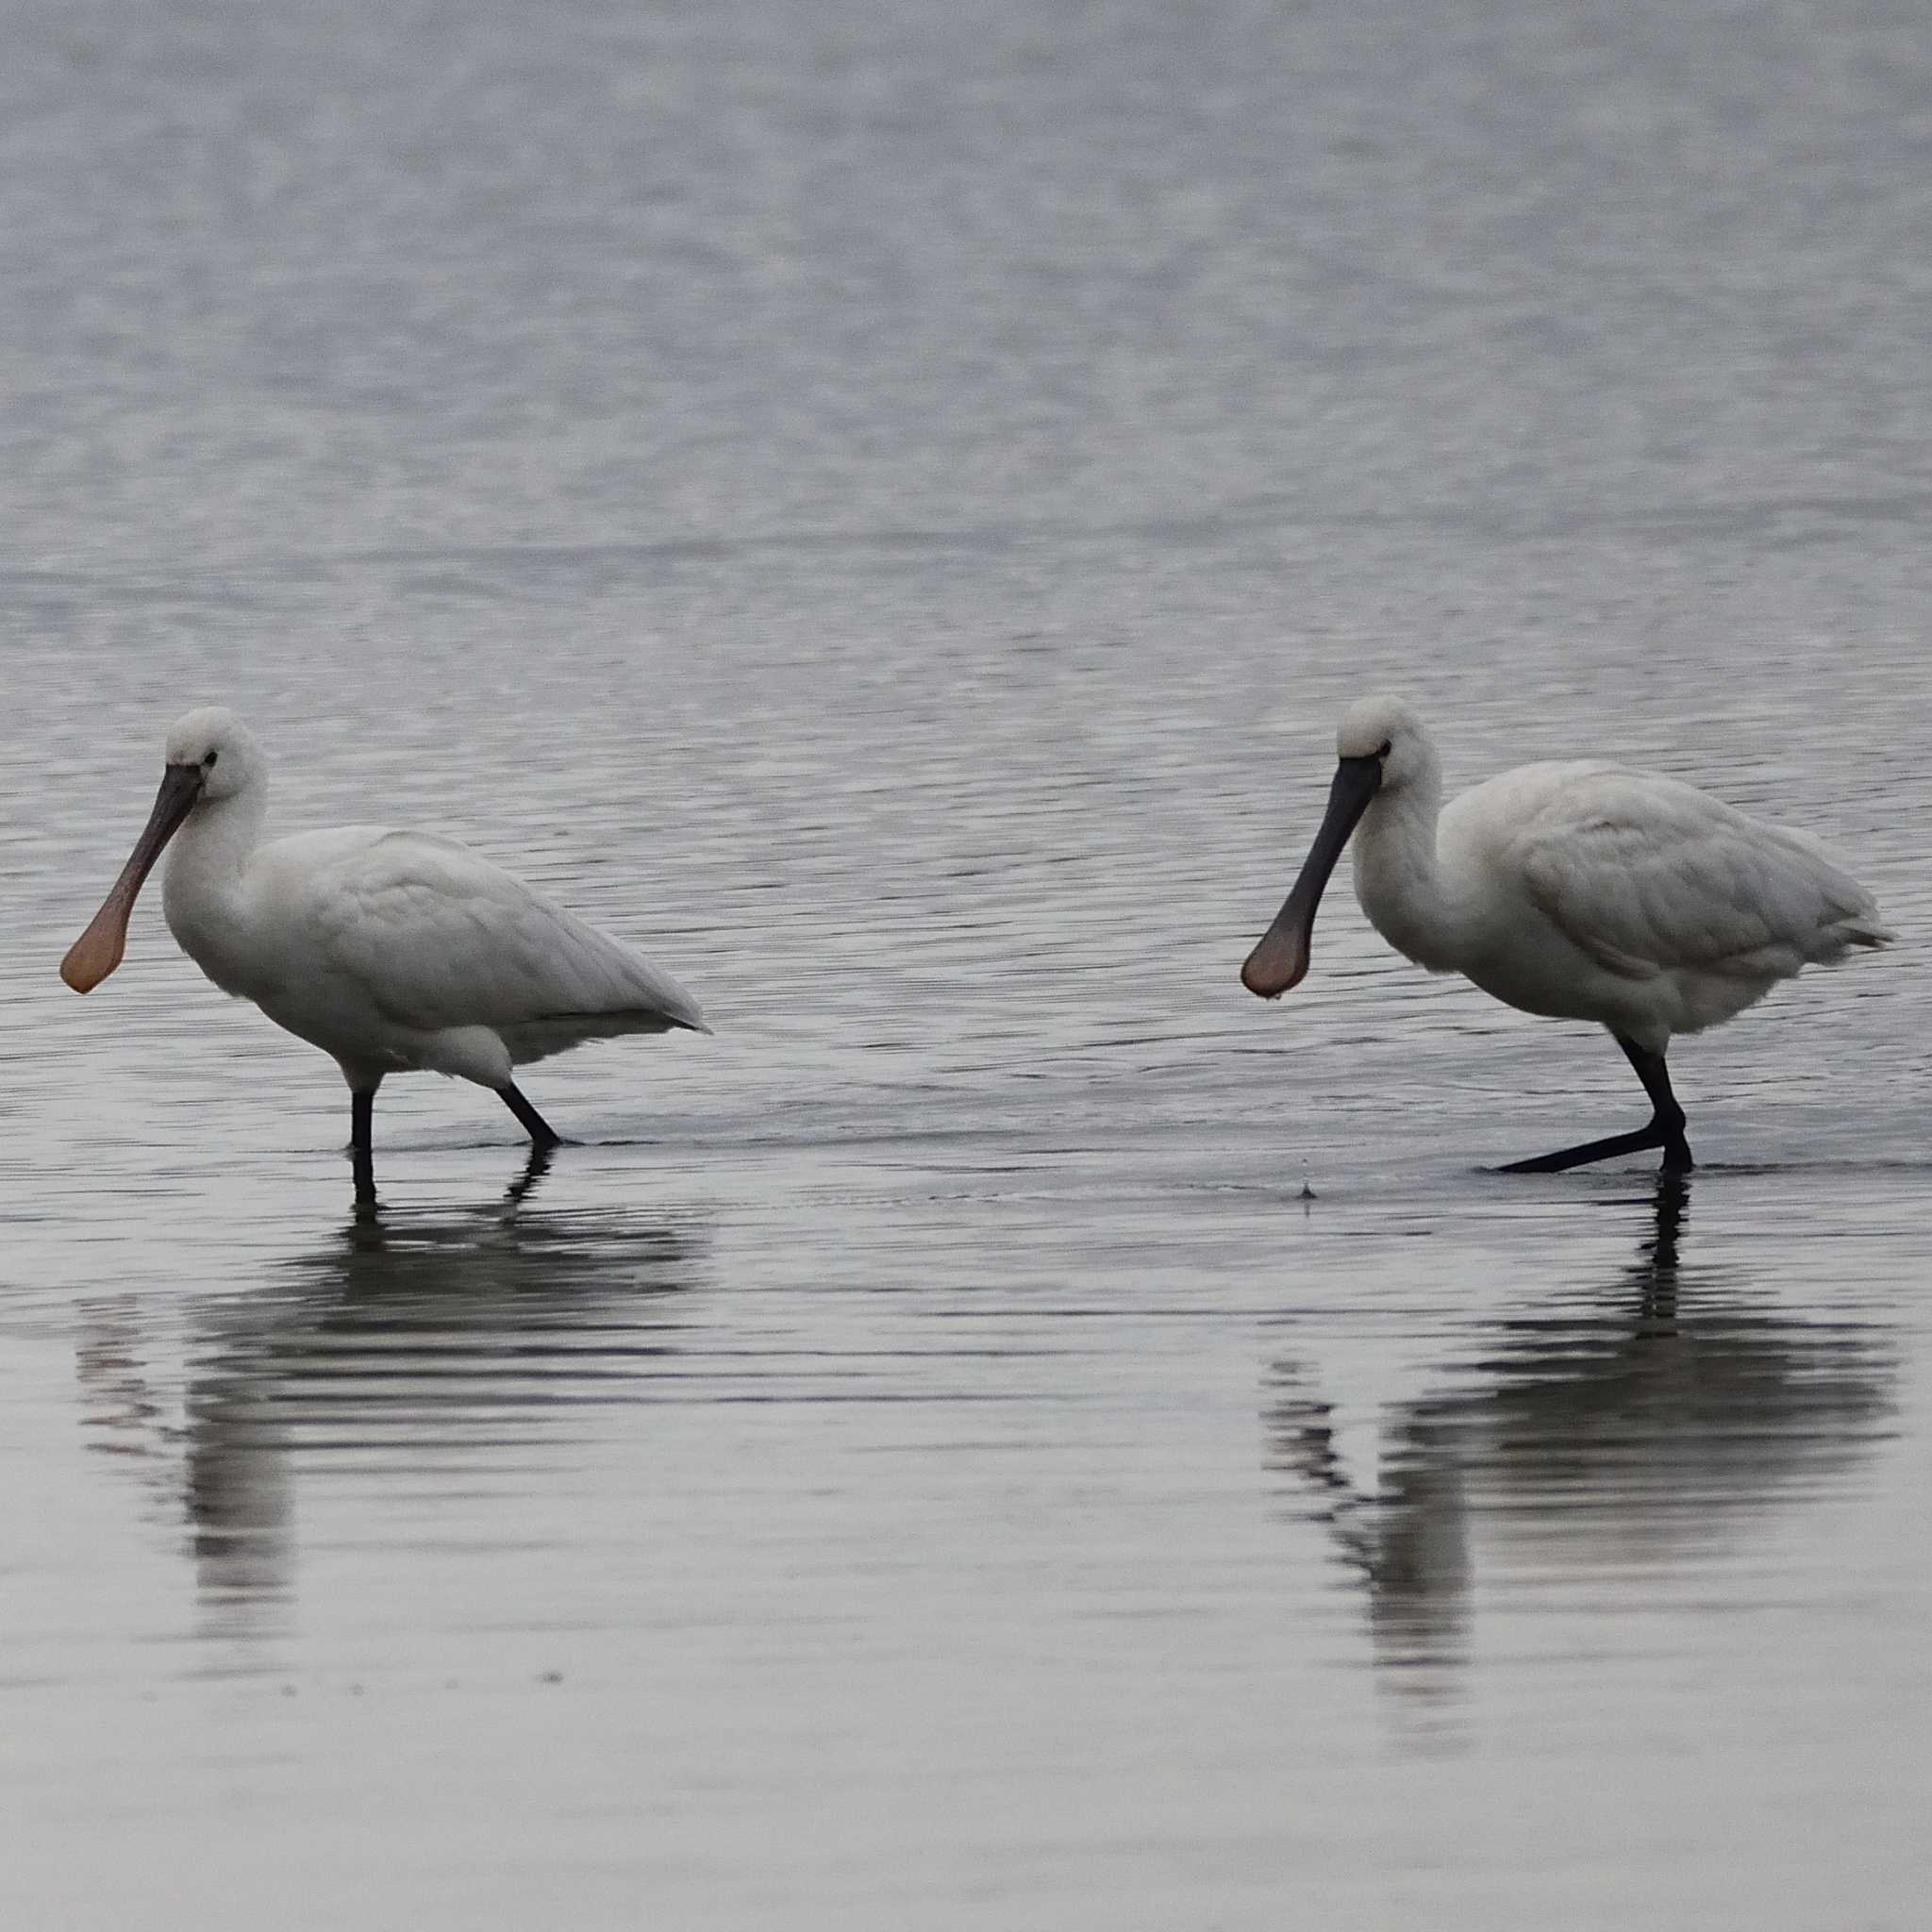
(203, 751), (218, 768)
(1376, 740), (1392, 758)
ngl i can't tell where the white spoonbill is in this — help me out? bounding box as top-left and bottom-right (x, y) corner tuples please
(62, 708), (708, 1192)
(1241, 695), (1891, 1174)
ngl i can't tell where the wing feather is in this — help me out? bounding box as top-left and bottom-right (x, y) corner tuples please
(280, 829), (707, 1041)
(1503, 767), (1887, 982)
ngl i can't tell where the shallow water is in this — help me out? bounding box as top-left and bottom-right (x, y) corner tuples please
(3, 2), (1930, 1926)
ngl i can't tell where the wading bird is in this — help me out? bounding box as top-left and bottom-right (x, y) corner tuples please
(62, 708), (708, 1196)
(1241, 695), (1890, 1173)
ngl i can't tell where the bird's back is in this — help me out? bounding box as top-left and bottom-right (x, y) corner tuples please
(257, 825), (708, 1055)
(1444, 760), (1889, 1031)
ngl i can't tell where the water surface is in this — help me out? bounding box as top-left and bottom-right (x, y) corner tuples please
(3, 2), (1929, 1926)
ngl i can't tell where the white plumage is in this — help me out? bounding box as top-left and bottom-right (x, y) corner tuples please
(63, 708), (707, 1189)
(1242, 695), (1890, 1173)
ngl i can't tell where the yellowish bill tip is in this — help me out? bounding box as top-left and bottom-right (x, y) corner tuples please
(60, 909), (129, 993)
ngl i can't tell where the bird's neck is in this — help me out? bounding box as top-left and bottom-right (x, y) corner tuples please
(163, 787), (269, 933)
(1349, 774), (1467, 971)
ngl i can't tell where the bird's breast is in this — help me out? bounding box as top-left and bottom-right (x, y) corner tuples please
(168, 908), (266, 1000)
(161, 871), (282, 1005)
(1351, 841), (1469, 974)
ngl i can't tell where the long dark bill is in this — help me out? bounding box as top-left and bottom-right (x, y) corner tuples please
(60, 762), (205, 992)
(1240, 754), (1382, 997)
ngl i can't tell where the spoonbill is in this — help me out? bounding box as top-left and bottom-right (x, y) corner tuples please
(1241, 695), (1891, 1174)
(62, 708), (708, 1193)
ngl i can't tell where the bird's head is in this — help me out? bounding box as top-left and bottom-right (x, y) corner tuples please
(1240, 692), (1434, 999)
(59, 707), (267, 993)
(1335, 691), (1429, 795)
(164, 705), (265, 805)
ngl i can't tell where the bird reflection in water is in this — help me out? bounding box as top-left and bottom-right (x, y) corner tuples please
(79, 1151), (705, 1646)
(1268, 1174), (1895, 1709)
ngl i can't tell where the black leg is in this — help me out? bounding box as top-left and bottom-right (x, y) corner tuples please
(1619, 1035), (1693, 1174)
(1499, 1033), (1693, 1175)
(498, 1080), (562, 1150)
(350, 1087), (378, 1208)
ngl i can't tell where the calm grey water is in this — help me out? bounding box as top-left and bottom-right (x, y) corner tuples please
(4, 2), (1930, 1925)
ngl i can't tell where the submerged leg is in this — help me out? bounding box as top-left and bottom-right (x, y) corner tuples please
(502, 1141), (556, 1210)
(1499, 1034), (1693, 1175)
(350, 1085), (379, 1208)
(497, 1080), (563, 1151)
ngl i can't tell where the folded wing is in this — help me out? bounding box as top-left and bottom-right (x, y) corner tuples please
(1509, 767), (1890, 984)
(296, 830), (708, 1059)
